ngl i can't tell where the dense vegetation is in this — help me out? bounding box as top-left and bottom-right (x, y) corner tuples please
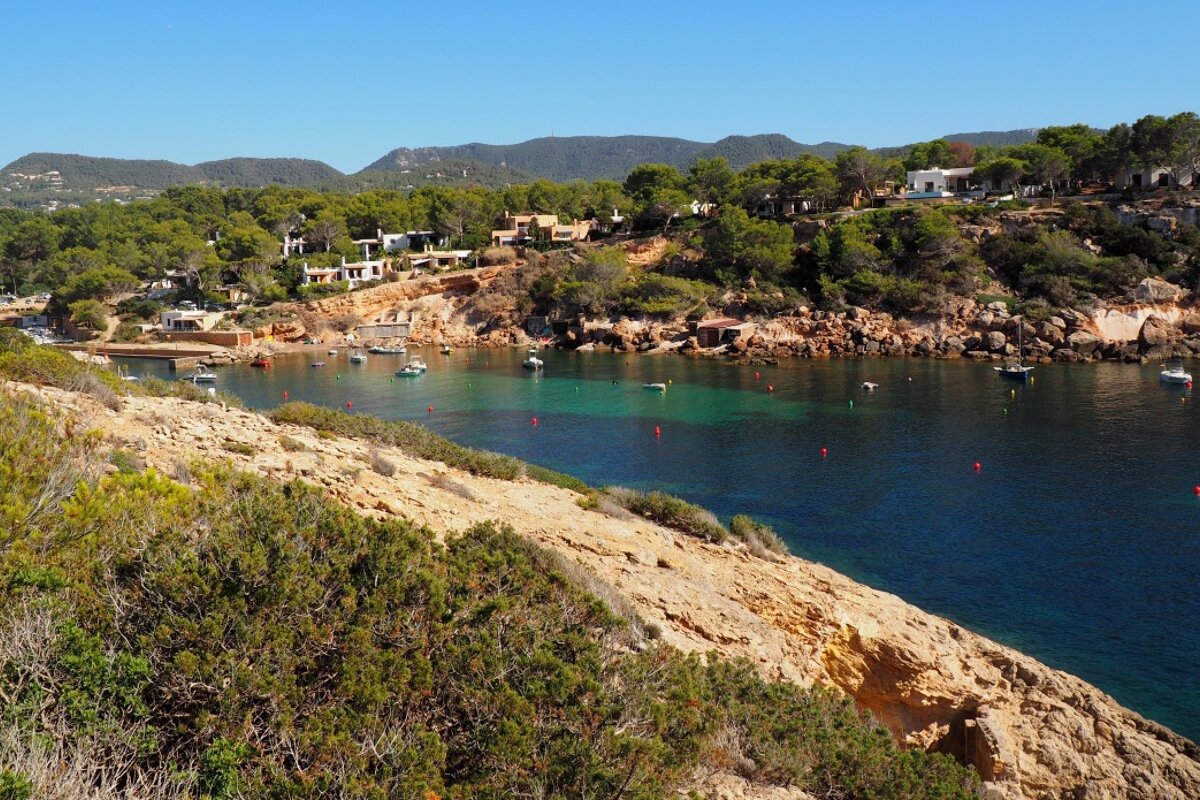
(0, 387), (981, 798)
(1, 111), (1198, 335)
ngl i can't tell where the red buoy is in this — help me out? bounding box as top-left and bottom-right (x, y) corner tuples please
(427, 406), (433, 413)
(654, 426), (661, 437)
(346, 401), (352, 410)
(282, 390), (289, 401)
(531, 417), (538, 426)
(755, 371), (760, 379)
(1188, 381), (1194, 389)
(1194, 485), (1200, 496)
(973, 462), (981, 472)
(767, 384), (774, 392)
(820, 447), (828, 457)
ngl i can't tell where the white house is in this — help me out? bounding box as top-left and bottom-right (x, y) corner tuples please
(906, 167), (979, 198)
(300, 258), (386, 290)
(160, 310), (219, 332)
(1113, 167), (1197, 190)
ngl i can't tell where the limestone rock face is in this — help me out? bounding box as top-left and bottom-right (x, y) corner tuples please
(986, 331), (1007, 352)
(1138, 315), (1178, 353)
(27, 383), (1200, 800)
(1067, 330), (1102, 355)
(1132, 278), (1183, 304)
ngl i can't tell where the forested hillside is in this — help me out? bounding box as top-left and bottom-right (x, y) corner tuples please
(3, 153), (343, 189)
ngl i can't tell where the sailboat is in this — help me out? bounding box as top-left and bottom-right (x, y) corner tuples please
(995, 318), (1034, 381)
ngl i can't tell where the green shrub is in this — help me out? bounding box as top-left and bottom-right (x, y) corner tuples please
(602, 487), (728, 543)
(524, 463), (591, 493)
(108, 448), (145, 474)
(729, 514), (789, 557)
(0, 770), (33, 800)
(278, 434), (308, 452)
(221, 441), (256, 456)
(271, 402), (524, 480)
(133, 377), (246, 409)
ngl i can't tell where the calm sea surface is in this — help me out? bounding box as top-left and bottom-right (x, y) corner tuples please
(116, 347), (1200, 740)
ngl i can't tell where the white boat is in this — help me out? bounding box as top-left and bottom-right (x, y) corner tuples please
(1161, 359), (1193, 384)
(642, 382), (667, 392)
(440, 345), (453, 355)
(369, 344), (407, 354)
(396, 364), (423, 377)
(349, 351), (368, 364)
(328, 349), (338, 355)
(522, 349), (544, 370)
(188, 365), (217, 383)
(405, 357), (428, 372)
(862, 381), (878, 391)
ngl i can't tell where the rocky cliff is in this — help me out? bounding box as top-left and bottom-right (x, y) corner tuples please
(19, 381), (1200, 800)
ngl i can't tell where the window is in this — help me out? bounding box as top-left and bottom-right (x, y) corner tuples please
(924, 181), (934, 193)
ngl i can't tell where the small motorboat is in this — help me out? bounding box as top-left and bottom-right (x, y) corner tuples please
(405, 357), (428, 373)
(395, 364), (423, 377)
(250, 358), (271, 369)
(1161, 358), (1193, 385)
(188, 365), (217, 383)
(522, 349), (544, 370)
(349, 351), (368, 364)
(369, 345), (407, 354)
(440, 345), (453, 355)
(642, 382), (667, 392)
(861, 381), (878, 391)
(328, 348), (338, 355)
(310, 361), (326, 368)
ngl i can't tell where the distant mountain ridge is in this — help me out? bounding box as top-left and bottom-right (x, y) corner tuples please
(1, 128), (1048, 205)
(362, 134), (854, 181)
(3, 153), (345, 190)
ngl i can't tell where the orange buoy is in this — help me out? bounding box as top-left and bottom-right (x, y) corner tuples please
(820, 447), (827, 457)
(973, 462), (981, 472)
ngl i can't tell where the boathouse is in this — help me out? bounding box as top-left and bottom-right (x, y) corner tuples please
(692, 318), (755, 348)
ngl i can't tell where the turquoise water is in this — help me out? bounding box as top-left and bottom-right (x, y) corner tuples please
(118, 347), (1200, 741)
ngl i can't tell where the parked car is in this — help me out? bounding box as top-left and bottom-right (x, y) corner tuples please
(176, 300), (197, 311)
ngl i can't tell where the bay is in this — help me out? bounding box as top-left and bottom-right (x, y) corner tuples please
(117, 347), (1200, 740)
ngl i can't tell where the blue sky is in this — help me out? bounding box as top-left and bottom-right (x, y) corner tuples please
(2, 0), (1197, 173)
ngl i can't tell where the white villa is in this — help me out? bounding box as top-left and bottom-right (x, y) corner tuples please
(300, 258), (386, 290)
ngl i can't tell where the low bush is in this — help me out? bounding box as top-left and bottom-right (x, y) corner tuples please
(602, 486), (728, 543)
(523, 463), (591, 493)
(270, 402), (524, 480)
(221, 441), (256, 456)
(278, 435), (308, 452)
(369, 448), (396, 477)
(133, 377), (246, 409)
(729, 514), (789, 558)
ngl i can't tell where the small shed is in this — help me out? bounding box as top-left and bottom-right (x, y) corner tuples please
(692, 318), (744, 348)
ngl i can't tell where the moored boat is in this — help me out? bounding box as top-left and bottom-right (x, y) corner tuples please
(642, 382), (667, 392)
(1161, 358), (1193, 385)
(250, 357), (271, 369)
(311, 361), (326, 368)
(405, 357), (428, 372)
(349, 351), (368, 364)
(188, 364), (217, 383)
(369, 344), (407, 354)
(522, 349), (544, 370)
(395, 364), (423, 377)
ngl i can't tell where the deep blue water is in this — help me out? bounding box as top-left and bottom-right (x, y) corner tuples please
(117, 348), (1200, 740)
